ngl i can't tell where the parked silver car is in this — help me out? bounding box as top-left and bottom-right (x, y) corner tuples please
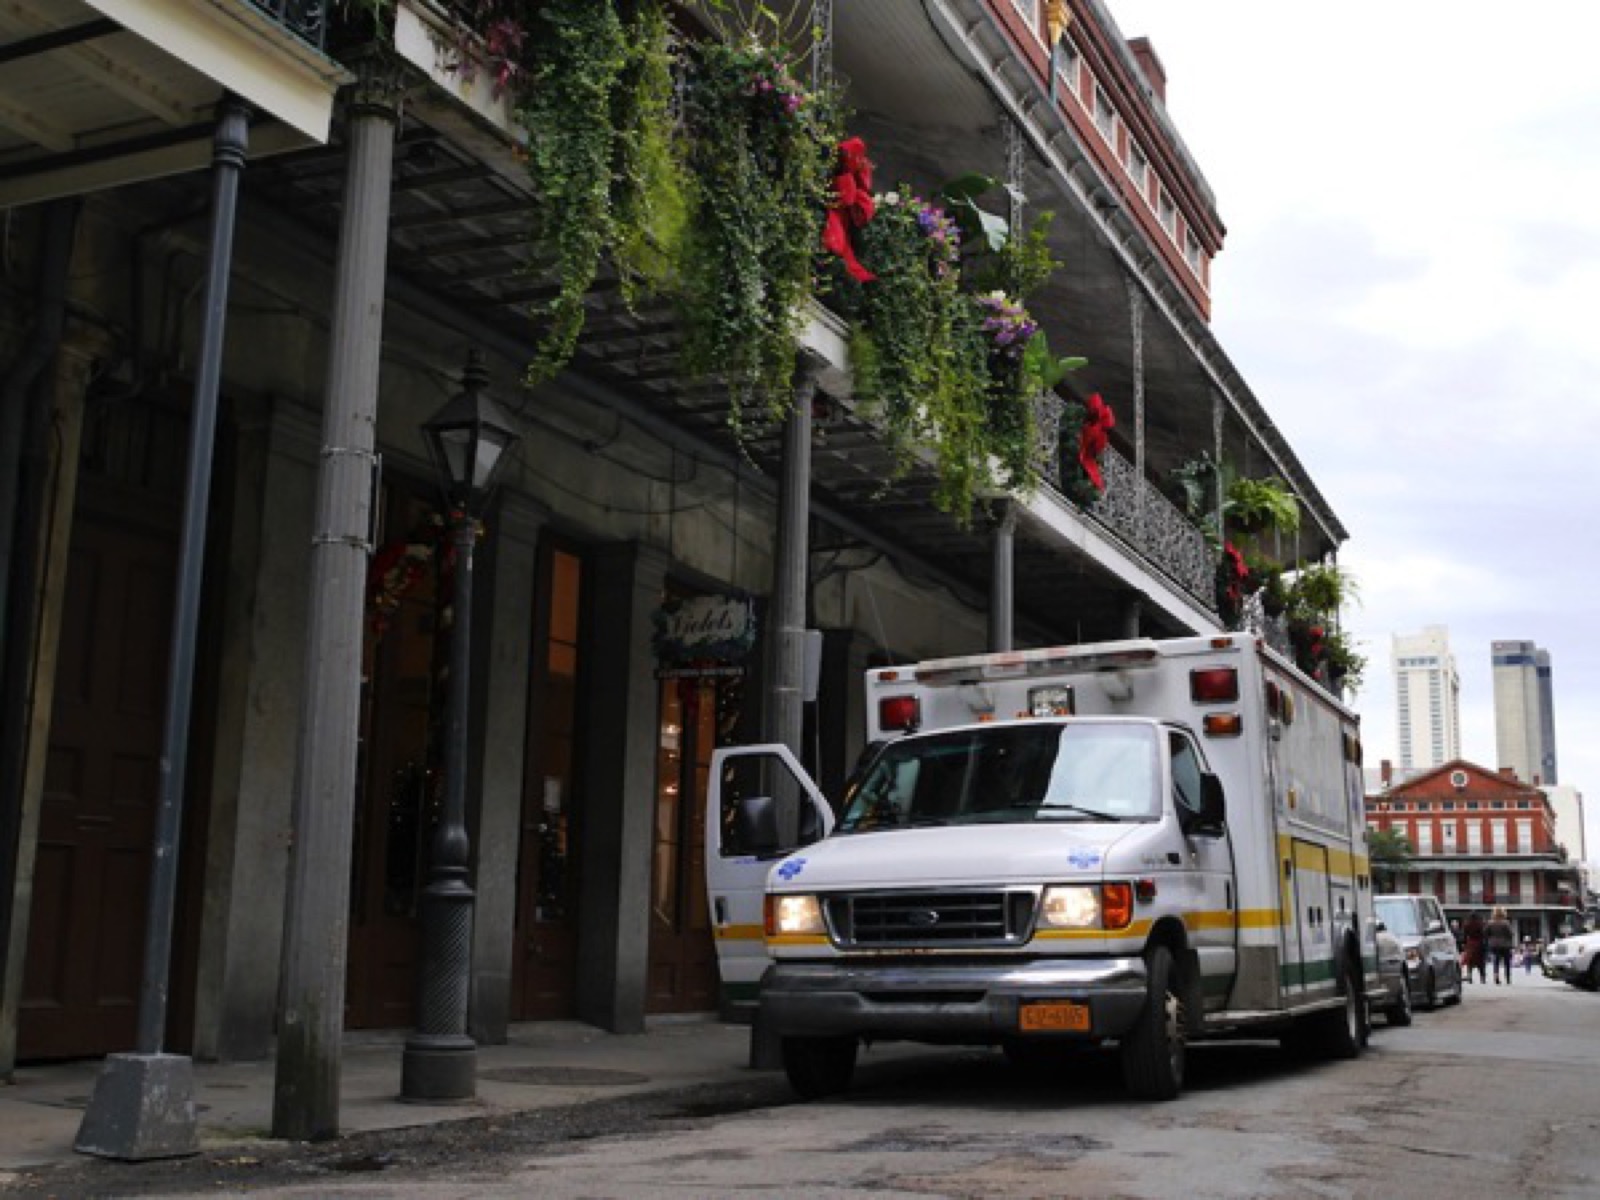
(1544, 930), (1600, 989)
(1372, 924), (1413, 1026)
(1374, 894), (1463, 1010)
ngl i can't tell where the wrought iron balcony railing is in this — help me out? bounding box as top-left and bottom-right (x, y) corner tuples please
(1085, 448), (1215, 609)
(244, 0), (327, 50)
(1030, 394), (1215, 613)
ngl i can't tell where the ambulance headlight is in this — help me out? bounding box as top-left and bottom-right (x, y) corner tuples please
(1038, 885), (1101, 929)
(767, 894), (826, 937)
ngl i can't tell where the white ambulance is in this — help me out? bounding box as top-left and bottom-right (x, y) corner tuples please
(705, 633), (1379, 1101)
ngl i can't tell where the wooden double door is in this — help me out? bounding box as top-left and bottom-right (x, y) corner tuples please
(20, 493), (180, 1059)
(346, 499), (592, 1029)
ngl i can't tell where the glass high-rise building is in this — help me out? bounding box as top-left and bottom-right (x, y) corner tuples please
(1493, 640), (1558, 785)
(1392, 626), (1461, 770)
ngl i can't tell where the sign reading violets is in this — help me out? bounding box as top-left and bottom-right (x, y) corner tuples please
(652, 593), (757, 666)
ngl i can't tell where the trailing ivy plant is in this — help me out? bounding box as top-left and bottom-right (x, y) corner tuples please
(843, 189), (1040, 519)
(678, 37), (839, 434)
(509, 0), (681, 384)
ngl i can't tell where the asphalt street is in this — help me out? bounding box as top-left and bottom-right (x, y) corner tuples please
(5, 970), (1596, 1199)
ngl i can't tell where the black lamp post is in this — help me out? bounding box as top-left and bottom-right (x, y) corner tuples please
(401, 349), (520, 1102)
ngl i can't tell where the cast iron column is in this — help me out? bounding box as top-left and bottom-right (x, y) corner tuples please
(989, 503), (1015, 652)
(764, 366), (818, 848)
(75, 96), (250, 1162)
(272, 62), (399, 1142)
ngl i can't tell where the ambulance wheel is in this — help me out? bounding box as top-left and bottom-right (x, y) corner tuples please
(782, 1036), (857, 1100)
(1315, 959), (1369, 1059)
(1120, 944), (1185, 1101)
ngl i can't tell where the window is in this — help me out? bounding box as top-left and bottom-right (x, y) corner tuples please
(1516, 818), (1533, 851)
(1094, 85), (1116, 143)
(1466, 822), (1483, 854)
(1157, 189), (1177, 235)
(1055, 38), (1082, 97)
(1184, 227), (1204, 273)
(1416, 822), (1433, 854)
(1169, 732), (1207, 822)
(1491, 821), (1508, 854)
(1125, 140), (1149, 193)
(1010, 0), (1042, 34)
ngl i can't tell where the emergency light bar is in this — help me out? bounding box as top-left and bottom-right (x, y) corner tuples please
(905, 641), (1161, 688)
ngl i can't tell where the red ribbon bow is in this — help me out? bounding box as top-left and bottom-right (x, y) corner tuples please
(822, 137), (876, 283)
(1077, 393), (1115, 491)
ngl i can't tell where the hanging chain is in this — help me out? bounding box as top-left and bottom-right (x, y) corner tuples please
(810, 0), (834, 92)
(1127, 279), (1146, 537)
(1004, 113), (1026, 239)
(1212, 390), (1225, 536)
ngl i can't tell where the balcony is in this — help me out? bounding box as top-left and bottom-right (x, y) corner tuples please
(0, 0), (348, 209)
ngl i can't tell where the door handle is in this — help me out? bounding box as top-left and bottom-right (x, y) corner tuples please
(714, 897), (727, 926)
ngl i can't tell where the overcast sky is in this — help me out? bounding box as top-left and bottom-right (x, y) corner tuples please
(1109, 1), (1600, 861)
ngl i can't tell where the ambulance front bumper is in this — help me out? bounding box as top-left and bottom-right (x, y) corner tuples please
(759, 956), (1149, 1042)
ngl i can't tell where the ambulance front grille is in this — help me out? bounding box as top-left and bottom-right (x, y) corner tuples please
(826, 890), (1036, 947)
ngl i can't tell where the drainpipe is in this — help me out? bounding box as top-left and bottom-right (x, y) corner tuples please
(0, 199), (80, 1078)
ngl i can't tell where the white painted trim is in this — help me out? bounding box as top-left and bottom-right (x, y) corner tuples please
(394, 0), (518, 140)
(85, 0), (347, 141)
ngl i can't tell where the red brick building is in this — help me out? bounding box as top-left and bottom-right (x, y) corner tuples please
(1367, 760), (1585, 940)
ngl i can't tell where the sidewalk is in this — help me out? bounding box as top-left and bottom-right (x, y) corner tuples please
(0, 1016), (758, 1179)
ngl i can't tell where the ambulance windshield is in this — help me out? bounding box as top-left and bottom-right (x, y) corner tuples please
(838, 722), (1160, 832)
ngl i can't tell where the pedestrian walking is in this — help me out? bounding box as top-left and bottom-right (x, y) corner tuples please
(1485, 906), (1516, 984)
(1521, 937), (1537, 975)
(1462, 911), (1488, 984)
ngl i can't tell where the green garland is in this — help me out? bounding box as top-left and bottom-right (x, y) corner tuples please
(512, 0), (677, 384)
(840, 188), (1067, 521)
(678, 38), (839, 433)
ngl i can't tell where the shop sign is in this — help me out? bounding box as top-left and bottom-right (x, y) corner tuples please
(653, 593), (757, 671)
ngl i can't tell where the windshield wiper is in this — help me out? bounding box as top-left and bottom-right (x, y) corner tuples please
(1034, 804), (1123, 822)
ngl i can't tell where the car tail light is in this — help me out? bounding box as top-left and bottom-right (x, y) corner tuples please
(1204, 713), (1243, 737)
(1190, 667), (1239, 702)
(878, 695), (920, 732)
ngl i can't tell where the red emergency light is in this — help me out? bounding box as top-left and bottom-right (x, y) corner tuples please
(1190, 667), (1239, 703)
(878, 695), (921, 733)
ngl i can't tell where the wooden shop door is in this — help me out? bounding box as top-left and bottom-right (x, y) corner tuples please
(512, 542), (587, 1019)
(646, 675), (739, 1013)
(345, 488), (440, 1029)
(19, 503), (176, 1059)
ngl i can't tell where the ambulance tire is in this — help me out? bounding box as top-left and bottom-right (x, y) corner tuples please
(782, 1035), (858, 1100)
(1120, 944), (1184, 1101)
(1310, 957), (1369, 1060)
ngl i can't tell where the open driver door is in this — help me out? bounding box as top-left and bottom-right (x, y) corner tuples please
(704, 744), (834, 1021)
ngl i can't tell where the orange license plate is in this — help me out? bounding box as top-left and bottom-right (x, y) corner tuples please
(1019, 1001), (1091, 1033)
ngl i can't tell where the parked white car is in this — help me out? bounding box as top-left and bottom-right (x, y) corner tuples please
(1544, 930), (1600, 989)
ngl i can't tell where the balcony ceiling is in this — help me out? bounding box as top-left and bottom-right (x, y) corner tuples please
(0, 0), (346, 208)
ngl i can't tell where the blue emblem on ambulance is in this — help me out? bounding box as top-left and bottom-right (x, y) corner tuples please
(1067, 847), (1102, 870)
(776, 857), (807, 881)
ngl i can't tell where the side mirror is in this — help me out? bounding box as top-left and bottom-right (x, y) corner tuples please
(730, 795), (780, 858)
(1425, 918), (1446, 935)
(1374, 919), (1388, 933)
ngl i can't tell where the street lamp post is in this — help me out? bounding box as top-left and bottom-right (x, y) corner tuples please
(400, 350), (521, 1102)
